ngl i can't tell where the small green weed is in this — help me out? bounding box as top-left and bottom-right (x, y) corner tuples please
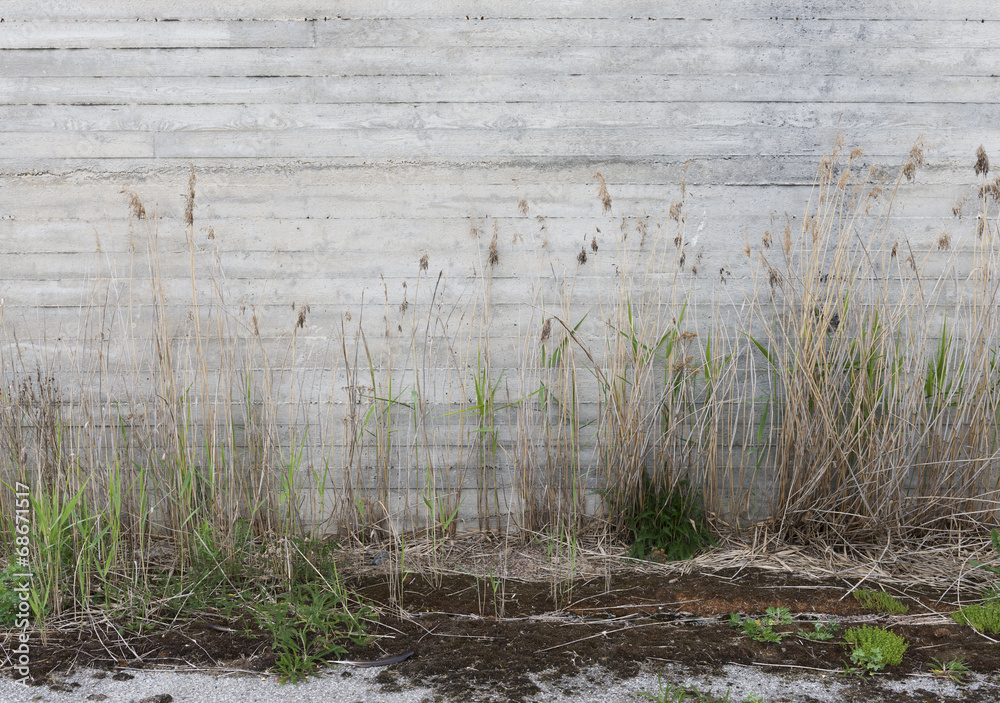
(847, 646), (886, 675)
(623, 477), (715, 562)
(637, 677), (735, 702)
(840, 663), (866, 678)
(951, 599), (1000, 634)
(762, 606), (792, 626)
(797, 621), (839, 641)
(852, 588), (908, 615)
(149, 534), (372, 684)
(638, 677), (689, 703)
(0, 563), (24, 626)
(728, 607), (792, 643)
(259, 582), (372, 683)
(928, 657), (969, 684)
(256, 540), (374, 683)
(843, 625), (909, 674)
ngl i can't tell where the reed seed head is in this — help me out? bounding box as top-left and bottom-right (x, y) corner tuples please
(577, 247), (587, 265)
(669, 200), (683, 222)
(184, 164), (196, 226)
(762, 229), (772, 249)
(818, 154), (834, 180)
(539, 318), (551, 345)
(768, 268), (782, 289)
(296, 302), (311, 329)
(488, 232), (499, 267)
(902, 139), (925, 183)
(419, 253), (429, 271)
(981, 176), (1000, 204)
(952, 194), (967, 218)
(595, 172), (612, 213)
(121, 190), (146, 220)
(976, 145), (990, 176)
(591, 235), (598, 253)
(518, 198), (529, 215)
(937, 231), (951, 250)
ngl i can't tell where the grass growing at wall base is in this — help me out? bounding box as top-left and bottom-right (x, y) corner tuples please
(1, 140), (1000, 665)
(620, 477), (715, 561)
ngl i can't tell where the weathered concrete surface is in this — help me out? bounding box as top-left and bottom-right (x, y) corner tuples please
(0, 2), (995, 529)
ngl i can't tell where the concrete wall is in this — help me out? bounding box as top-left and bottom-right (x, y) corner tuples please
(1, 1), (998, 531)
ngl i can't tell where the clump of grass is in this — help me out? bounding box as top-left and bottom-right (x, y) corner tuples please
(843, 625), (909, 673)
(852, 588), (908, 615)
(637, 676), (738, 703)
(928, 657), (969, 684)
(256, 540), (374, 684)
(741, 138), (1000, 545)
(951, 599), (1000, 634)
(638, 677), (688, 703)
(152, 532), (374, 684)
(621, 476), (715, 561)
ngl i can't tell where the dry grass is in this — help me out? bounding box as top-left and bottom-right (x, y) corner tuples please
(1, 141), (999, 620)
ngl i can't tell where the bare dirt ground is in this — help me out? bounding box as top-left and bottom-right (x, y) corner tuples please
(7, 534), (1000, 702)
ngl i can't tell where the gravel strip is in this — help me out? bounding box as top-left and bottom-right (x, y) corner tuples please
(2, 663), (998, 703)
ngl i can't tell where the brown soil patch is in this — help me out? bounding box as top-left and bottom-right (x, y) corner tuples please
(7, 537), (1000, 701)
(340, 569), (998, 701)
(11, 557), (1000, 702)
